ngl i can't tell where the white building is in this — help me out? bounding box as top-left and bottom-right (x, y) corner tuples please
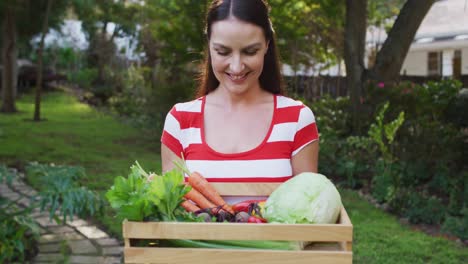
(400, 0), (468, 77)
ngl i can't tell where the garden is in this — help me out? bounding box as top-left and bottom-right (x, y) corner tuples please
(1, 0), (467, 263)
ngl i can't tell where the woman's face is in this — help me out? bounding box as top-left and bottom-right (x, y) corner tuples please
(209, 18), (269, 95)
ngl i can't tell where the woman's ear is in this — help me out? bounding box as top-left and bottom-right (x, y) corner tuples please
(265, 40), (270, 55)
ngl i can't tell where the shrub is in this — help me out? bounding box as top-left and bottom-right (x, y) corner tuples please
(68, 68), (98, 90)
(442, 207), (468, 241)
(0, 163), (103, 262)
(403, 192), (446, 225)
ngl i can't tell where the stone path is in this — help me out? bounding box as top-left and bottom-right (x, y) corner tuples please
(0, 174), (124, 264)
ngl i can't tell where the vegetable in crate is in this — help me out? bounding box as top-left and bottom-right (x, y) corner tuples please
(263, 172), (342, 224)
(105, 161), (199, 222)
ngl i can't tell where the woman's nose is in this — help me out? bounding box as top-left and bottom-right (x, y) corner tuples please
(229, 54), (245, 73)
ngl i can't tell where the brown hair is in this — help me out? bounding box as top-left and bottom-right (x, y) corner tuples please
(196, 0), (285, 97)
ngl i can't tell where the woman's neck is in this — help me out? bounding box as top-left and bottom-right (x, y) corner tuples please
(208, 85), (271, 110)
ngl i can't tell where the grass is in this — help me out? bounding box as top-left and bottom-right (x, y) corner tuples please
(1, 91), (466, 263)
(0, 91), (161, 236)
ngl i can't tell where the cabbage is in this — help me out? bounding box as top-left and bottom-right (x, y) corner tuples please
(263, 172), (342, 224)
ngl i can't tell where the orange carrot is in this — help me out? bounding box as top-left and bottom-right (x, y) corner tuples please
(188, 172), (235, 215)
(181, 200), (201, 213)
(184, 187), (216, 210)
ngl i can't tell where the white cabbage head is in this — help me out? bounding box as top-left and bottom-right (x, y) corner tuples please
(263, 172), (342, 224)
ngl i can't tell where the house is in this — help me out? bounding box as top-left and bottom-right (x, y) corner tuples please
(401, 0), (468, 77)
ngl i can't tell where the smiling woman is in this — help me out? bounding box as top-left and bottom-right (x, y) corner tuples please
(160, 0), (319, 203)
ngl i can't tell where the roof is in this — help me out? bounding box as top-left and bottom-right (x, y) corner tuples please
(415, 0), (468, 39)
(367, 0), (468, 46)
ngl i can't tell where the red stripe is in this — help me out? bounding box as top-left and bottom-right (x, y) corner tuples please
(185, 142), (292, 160)
(275, 105), (302, 123)
(203, 176), (293, 183)
(293, 122), (319, 150)
(171, 110), (203, 130)
(161, 131), (183, 157)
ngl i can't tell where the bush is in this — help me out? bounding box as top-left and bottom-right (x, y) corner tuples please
(308, 78), (467, 240)
(442, 207), (468, 241)
(0, 163), (103, 262)
(68, 68), (98, 90)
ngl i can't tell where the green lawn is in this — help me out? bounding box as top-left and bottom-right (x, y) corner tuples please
(0, 91), (466, 263)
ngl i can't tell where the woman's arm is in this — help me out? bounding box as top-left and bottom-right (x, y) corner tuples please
(161, 144), (180, 173)
(291, 140), (319, 175)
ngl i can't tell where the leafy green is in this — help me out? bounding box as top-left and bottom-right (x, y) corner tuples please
(106, 161), (195, 222)
(147, 169), (191, 221)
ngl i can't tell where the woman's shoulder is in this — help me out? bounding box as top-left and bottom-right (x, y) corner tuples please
(171, 97), (205, 114)
(275, 95), (308, 109)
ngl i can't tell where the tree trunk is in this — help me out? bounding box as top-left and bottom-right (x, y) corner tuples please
(369, 0), (435, 82)
(34, 0), (53, 121)
(344, 0), (367, 133)
(1, 5), (18, 113)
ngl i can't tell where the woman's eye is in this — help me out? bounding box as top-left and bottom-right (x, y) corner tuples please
(216, 50), (229, 56)
(244, 50), (258, 56)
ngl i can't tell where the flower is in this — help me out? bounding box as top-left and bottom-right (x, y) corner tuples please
(378, 82), (385, 88)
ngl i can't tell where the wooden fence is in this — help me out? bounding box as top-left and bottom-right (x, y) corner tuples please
(285, 75), (468, 101)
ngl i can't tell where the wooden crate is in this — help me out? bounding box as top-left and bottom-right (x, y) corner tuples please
(123, 182), (353, 264)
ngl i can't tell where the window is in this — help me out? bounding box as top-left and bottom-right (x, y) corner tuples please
(428, 51), (442, 76)
(453, 50), (461, 79)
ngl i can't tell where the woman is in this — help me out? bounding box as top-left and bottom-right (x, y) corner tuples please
(161, 0), (319, 193)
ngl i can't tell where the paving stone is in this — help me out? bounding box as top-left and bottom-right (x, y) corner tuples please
(69, 255), (103, 264)
(77, 225), (109, 239)
(95, 238), (120, 247)
(38, 243), (62, 253)
(49, 225), (76, 234)
(1, 191), (20, 200)
(39, 226), (49, 235)
(34, 253), (65, 262)
(17, 196), (32, 206)
(39, 233), (84, 243)
(101, 256), (122, 264)
(0, 184), (12, 193)
(36, 216), (60, 227)
(14, 185), (34, 193)
(68, 218), (89, 227)
(102, 246), (123, 256)
(68, 239), (98, 254)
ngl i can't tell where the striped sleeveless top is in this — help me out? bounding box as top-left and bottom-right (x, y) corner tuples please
(161, 95), (319, 183)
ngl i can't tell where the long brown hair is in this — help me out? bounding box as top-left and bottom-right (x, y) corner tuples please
(196, 0), (285, 97)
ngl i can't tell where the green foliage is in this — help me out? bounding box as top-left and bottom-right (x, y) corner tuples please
(0, 212), (39, 263)
(442, 207), (468, 241)
(69, 68), (98, 90)
(106, 161), (195, 222)
(368, 102), (405, 162)
(0, 166), (40, 263)
(0, 161), (105, 261)
(26, 162), (103, 223)
(403, 192), (446, 225)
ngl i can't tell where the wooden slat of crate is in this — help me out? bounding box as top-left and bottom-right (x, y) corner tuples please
(122, 182), (353, 264)
(124, 247), (352, 264)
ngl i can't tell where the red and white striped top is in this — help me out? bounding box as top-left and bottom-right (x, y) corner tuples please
(161, 95), (319, 183)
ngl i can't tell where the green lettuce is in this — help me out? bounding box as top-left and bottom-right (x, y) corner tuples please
(263, 172), (342, 224)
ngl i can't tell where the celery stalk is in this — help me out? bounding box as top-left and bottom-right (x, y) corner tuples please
(163, 239), (303, 250)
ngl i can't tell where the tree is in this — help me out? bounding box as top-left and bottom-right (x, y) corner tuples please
(73, 0), (139, 85)
(33, 0), (53, 121)
(0, 0), (80, 114)
(1, 2), (19, 113)
(344, 0), (435, 132)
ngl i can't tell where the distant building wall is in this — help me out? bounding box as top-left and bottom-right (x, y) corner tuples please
(401, 51), (427, 76)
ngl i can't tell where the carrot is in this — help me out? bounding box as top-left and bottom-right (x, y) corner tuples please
(188, 172), (235, 215)
(174, 158), (234, 215)
(181, 200), (201, 213)
(184, 187), (216, 210)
